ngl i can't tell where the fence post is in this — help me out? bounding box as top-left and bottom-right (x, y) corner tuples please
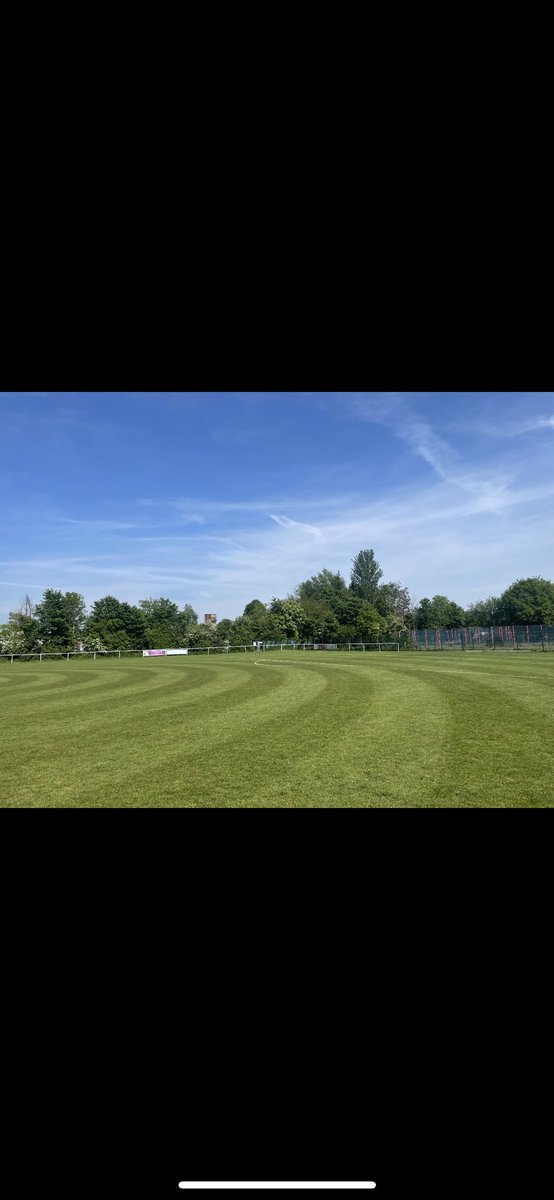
(118, 650), (121, 659)
(39, 653), (42, 662)
(11, 655), (13, 664)
(67, 653), (69, 661)
(94, 651), (96, 661)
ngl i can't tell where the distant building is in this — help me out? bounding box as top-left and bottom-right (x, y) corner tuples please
(204, 613), (217, 625)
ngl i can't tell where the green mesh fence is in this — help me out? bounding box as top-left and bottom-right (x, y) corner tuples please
(412, 624), (554, 649)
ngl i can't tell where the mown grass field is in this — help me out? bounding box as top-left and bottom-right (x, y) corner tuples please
(1, 651), (553, 807)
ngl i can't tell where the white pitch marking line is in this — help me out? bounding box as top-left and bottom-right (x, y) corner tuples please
(178, 1187), (376, 1192)
(254, 660), (341, 667)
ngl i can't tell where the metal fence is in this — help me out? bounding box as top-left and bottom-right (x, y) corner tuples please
(3, 630), (551, 661)
(0, 641), (400, 663)
(411, 624), (554, 650)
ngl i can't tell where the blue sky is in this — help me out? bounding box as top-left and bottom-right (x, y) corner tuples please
(1, 391), (553, 622)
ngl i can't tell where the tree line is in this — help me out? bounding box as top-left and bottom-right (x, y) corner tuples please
(1, 549), (554, 655)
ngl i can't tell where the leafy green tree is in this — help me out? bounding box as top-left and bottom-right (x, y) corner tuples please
(465, 597), (500, 626)
(85, 596), (149, 650)
(144, 624), (176, 649)
(316, 611), (340, 641)
(497, 577), (554, 625)
(139, 597), (180, 623)
(213, 618), (235, 645)
(376, 582), (411, 622)
(35, 589), (78, 649)
(413, 595), (465, 629)
(242, 600), (269, 638)
(138, 598), (182, 648)
(350, 549), (383, 604)
(243, 599), (267, 619)
(174, 607), (198, 645)
(82, 620), (132, 651)
(223, 615), (254, 645)
(333, 591), (363, 629)
(414, 598), (432, 628)
(297, 597), (339, 641)
(445, 600), (465, 627)
(295, 569), (348, 611)
(356, 602), (388, 642)
(268, 598), (306, 641)
(339, 623), (359, 643)
(122, 606), (149, 648)
(64, 592), (87, 643)
(88, 595), (123, 623)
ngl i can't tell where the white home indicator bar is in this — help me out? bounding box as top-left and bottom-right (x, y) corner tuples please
(178, 1186), (376, 1191)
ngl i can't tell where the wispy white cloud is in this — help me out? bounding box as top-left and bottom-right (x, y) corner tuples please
(269, 514), (323, 537)
(465, 414), (554, 438)
(50, 517), (141, 531)
(339, 392), (553, 516)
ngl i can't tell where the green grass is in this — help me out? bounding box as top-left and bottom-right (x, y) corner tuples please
(1, 651), (553, 807)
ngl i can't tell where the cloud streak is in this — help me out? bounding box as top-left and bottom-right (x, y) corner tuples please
(269, 514), (323, 537)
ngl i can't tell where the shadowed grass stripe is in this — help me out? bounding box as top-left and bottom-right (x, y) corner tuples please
(0, 661), (239, 721)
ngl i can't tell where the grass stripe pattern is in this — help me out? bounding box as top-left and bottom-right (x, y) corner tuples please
(1, 653), (553, 807)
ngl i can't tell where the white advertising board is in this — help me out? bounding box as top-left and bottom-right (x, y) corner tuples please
(142, 649), (188, 657)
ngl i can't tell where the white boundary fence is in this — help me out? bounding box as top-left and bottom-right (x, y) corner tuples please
(0, 641), (400, 663)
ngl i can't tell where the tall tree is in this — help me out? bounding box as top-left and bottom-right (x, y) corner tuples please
(268, 598), (306, 641)
(85, 596), (149, 650)
(242, 600), (269, 639)
(376, 582), (411, 623)
(213, 618), (235, 645)
(64, 592), (87, 642)
(34, 589), (84, 649)
(297, 597), (339, 641)
(88, 595), (124, 623)
(296, 569), (347, 611)
(333, 591), (363, 628)
(413, 595), (465, 629)
(350, 549), (383, 604)
(139, 598), (181, 647)
(465, 597), (500, 626)
(356, 602), (388, 642)
(139, 597), (180, 623)
(497, 577), (554, 625)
